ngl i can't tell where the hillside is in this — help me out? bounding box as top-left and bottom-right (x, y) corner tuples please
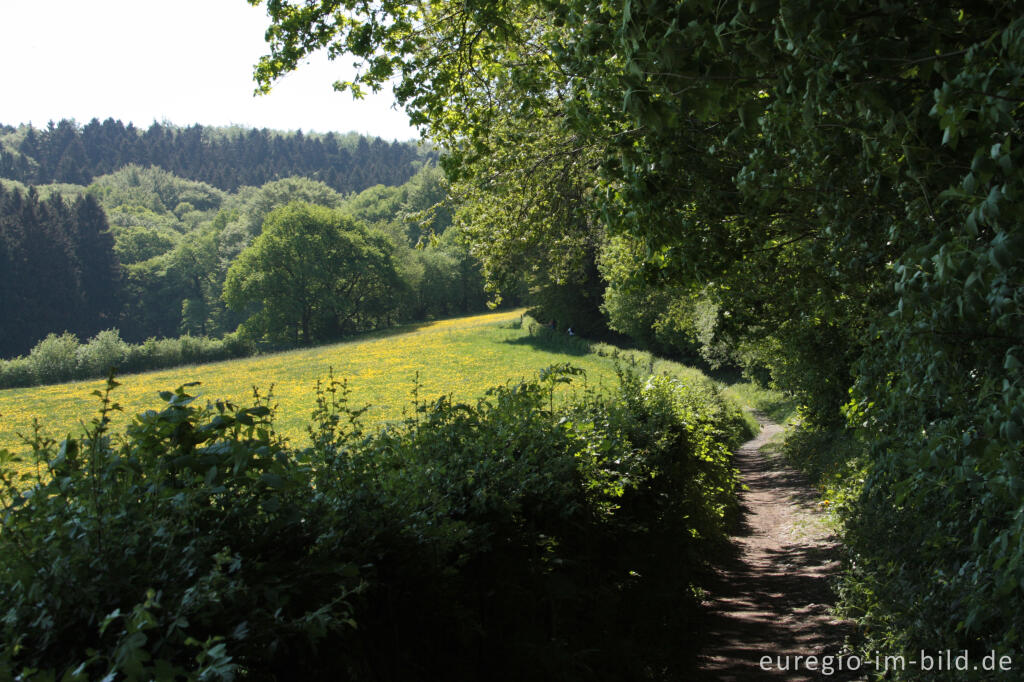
(0, 308), (759, 679)
(0, 119), (429, 194)
(0, 309), (703, 458)
(0, 160), (487, 359)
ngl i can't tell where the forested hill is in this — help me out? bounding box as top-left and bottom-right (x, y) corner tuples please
(0, 119), (427, 194)
(0, 160), (488, 363)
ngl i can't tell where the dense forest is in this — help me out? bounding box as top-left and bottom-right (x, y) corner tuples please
(0, 119), (426, 194)
(0, 124), (489, 368)
(0, 186), (120, 356)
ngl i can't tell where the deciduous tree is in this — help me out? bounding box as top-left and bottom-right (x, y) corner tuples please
(224, 202), (400, 343)
(251, 0), (1024, 661)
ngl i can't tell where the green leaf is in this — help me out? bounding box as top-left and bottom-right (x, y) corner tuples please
(260, 472), (285, 489)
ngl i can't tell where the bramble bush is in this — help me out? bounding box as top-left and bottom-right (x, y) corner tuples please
(0, 364), (750, 680)
(0, 378), (353, 681)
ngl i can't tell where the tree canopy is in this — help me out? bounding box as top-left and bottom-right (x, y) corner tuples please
(0, 155), (491, 360)
(224, 202), (401, 344)
(252, 0), (1024, 664)
(0, 119), (427, 194)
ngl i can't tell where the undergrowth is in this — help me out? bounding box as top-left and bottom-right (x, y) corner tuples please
(0, 364), (750, 680)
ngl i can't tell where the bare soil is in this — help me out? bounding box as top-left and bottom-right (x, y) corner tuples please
(697, 416), (861, 681)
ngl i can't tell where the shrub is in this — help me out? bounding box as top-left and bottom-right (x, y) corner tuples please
(28, 332), (81, 384)
(77, 329), (129, 377)
(179, 334), (210, 363)
(221, 331), (254, 359)
(121, 336), (155, 373)
(0, 365), (748, 680)
(0, 356), (33, 389)
(299, 365), (745, 678)
(0, 380), (360, 681)
(150, 337), (184, 367)
(5, 330), (257, 389)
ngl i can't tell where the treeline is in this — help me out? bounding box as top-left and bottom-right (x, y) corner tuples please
(0, 162), (491, 365)
(0, 185), (120, 356)
(0, 119), (425, 195)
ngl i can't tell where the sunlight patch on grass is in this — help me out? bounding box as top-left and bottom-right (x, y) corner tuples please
(0, 309), (628, 469)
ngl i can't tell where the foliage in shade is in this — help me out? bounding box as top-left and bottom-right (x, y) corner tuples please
(0, 184), (120, 356)
(0, 363), (750, 679)
(250, 0), (1024, 671)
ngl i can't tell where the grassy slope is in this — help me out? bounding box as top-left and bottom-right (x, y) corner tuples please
(721, 381), (799, 426)
(2, 309), (706, 461)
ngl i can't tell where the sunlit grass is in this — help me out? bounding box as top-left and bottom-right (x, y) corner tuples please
(721, 381), (800, 425)
(0, 309), (639, 473)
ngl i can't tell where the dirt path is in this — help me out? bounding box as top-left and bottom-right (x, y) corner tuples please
(697, 416), (859, 681)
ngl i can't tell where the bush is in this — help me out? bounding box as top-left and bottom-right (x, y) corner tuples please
(3, 331), (256, 389)
(28, 332), (81, 384)
(301, 364), (747, 678)
(221, 331), (254, 358)
(150, 337), (185, 367)
(77, 329), (129, 377)
(179, 334), (211, 363)
(0, 380), (358, 681)
(0, 366), (747, 680)
(0, 356), (34, 389)
(123, 336), (162, 373)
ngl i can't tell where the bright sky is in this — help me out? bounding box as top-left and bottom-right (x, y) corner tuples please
(0, 0), (418, 141)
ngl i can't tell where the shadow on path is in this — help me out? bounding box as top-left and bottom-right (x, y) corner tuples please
(697, 417), (861, 681)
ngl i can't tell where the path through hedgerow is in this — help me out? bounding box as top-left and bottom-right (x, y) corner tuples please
(698, 417), (860, 681)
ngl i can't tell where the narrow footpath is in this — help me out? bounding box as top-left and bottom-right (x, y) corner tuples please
(698, 416), (860, 681)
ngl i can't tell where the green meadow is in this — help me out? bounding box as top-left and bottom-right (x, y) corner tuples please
(0, 309), (718, 465)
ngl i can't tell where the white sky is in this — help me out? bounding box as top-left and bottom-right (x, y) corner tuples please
(0, 0), (419, 140)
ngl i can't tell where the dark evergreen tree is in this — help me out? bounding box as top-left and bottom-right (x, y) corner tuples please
(54, 136), (90, 185)
(72, 194), (121, 333)
(0, 185), (23, 353)
(0, 185), (123, 356)
(4, 118), (426, 194)
(16, 128), (41, 183)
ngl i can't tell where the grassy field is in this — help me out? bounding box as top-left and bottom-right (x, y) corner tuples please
(1, 309), (691, 462)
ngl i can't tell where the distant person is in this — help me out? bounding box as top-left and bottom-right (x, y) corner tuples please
(567, 327), (575, 337)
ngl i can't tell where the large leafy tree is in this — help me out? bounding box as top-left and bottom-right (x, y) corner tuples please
(252, 0), (1024, 664)
(252, 0), (616, 332)
(224, 202), (401, 344)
